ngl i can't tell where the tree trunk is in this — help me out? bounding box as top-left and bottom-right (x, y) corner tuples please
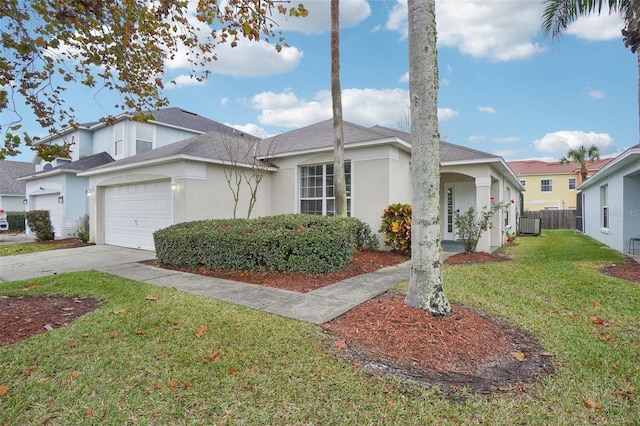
(331, 0), (347, 217)
(404, 0), (451, 315)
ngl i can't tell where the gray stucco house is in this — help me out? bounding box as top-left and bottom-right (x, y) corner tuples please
(578, 144), (640, 254)
(0, 160), (33, 212)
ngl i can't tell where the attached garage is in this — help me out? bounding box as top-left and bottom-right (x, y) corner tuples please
(32, 193), (64, 238)
(104, 181), (173, 250)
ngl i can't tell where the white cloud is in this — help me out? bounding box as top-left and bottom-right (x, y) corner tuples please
(209, 42), (303, 78)
(399, 72), (409, 83)
(220, 97), (229, 106)
(226, 122), (271, 138)
(494, 136), (521, 143)
(567, 13), (624, 41)
(586, 88), (605, 99)
(477, 105), (497, 114)
(167, 74), (206, 89)
(533, 130), (613, 155)
(275, 0), (371, 34)
(386, 0), (545, 61)
(250, 88), (410, 128)
(438, 107), (459, 121)
(468, 135), (485, 143)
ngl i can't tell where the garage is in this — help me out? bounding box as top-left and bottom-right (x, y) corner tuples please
(104, 181), (173, 251)
(32, 193), (64, 238)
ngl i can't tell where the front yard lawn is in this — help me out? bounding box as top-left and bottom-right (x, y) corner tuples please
(0, 230), (638, 424)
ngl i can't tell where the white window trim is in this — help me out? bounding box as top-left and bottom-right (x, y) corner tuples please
(299, 161), (352, 216)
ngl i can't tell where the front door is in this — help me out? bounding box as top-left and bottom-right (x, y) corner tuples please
(444, 182), (475, 240)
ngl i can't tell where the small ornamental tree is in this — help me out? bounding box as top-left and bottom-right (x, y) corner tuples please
(454, 198), (514, 253)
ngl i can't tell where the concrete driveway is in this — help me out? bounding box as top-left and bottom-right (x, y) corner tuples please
(0, 245), (156, 282)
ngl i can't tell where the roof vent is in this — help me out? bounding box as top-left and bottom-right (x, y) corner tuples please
(43, 163), (53, 170)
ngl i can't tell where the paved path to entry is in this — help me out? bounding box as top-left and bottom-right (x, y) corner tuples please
(0, 243), (461, 324)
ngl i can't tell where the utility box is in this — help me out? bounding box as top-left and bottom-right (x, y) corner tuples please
(519, 217), (542, 236)
(0, 209), (8, 232)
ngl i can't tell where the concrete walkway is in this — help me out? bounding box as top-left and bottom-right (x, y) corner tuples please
(0, 244), (414, 325)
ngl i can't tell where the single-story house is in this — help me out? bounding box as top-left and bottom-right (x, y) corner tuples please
(0, 160), (33, 212)
(76, 119), (524, 252)
(578, 144), (640, 254)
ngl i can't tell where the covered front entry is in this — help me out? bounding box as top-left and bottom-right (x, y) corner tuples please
(103, 181), (173, 251)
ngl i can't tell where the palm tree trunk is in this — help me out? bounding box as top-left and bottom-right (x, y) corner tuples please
(331, 0), (347, 217)
(404, 0), (451, 315)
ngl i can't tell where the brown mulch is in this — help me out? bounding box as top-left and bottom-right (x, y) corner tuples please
(145, 250), (411, 293)
(0, 295), (101, 347)
(8, 249), (639, 394)
(602, 259), (640, 282)
(443, 251), (510, 265)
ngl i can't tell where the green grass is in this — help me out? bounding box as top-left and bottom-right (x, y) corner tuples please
(0, 241), (67, 256)
(1, 229), (639, 424)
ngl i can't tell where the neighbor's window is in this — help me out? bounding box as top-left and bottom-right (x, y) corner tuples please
(136, 123), (154, 154)
(114, 122), (124, 156)
(569, 178), (576, 190)
(601, 184), (609, 229)
(300, 162), (351, 216)
(541, 179), (552, 192)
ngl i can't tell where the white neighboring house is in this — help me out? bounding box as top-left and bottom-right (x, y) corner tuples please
(18, 108), (249, 238)
(578, 144), (640, 254)
(77, 119), (524, 252)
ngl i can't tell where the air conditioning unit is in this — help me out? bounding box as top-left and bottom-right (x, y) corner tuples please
(519, 217), (541, 236)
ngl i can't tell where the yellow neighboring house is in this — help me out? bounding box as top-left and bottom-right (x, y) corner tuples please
(508, 159), (612, 211)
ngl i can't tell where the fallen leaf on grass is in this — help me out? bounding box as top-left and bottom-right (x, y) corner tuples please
(145, 295), (159, 301)
(204, 351), (220, 362)
(61, 371), (81, 385)
(582, 399), (602, 409)
(86, 407), (93, 417)
(22, 283), (37, 291)
(70, 341), (77, 348)
(112, 307), (127, 314)
(195, 326), (207, 338)
(593, 301), (600, 308)
(109, 330), (119, 338)
(153, 382), (163, 389)
(228, 367), (238, 375)
(0, 385), (7, 396)
(511, 352), (526, 361)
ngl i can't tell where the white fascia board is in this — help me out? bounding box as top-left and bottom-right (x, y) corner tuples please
(262, 137), (410, 160)
(578, 147), (640, 190)
(16, 169), (73, 181)
(77, 155), (276, 177)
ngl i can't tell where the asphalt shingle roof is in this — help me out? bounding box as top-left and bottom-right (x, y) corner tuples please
(19, 152), (114, 181)
(0, 160), (34, 194)
(146, 107), (258, 137)
(85, 132), (260, 172)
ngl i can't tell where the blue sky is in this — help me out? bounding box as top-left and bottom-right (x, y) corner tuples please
(6, 0), (638, 163)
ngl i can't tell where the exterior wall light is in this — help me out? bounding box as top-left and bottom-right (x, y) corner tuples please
(58, 195), (64, 203)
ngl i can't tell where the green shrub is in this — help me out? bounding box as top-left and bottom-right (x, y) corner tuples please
(379, 203), (412, 252)
(25, 209), (55, 241)
(6, 211), (26, 231)
(153, 214), (379, 275)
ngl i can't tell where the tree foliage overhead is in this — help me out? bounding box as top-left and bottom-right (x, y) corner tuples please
(0, 0), (307, 160)
(541, 0), (638, 51)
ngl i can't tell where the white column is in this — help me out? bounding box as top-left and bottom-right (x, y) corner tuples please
(475, 177), (492, 253)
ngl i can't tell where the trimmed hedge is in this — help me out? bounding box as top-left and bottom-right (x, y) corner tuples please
(153, 214), (379, 275)
(6, 211), (26, 231)
(24, 209), (54, 241)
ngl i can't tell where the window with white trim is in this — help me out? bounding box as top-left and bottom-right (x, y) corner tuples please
(135, 123), (154, 154)
(541, 179), (552, 192)
(114, 122), (124, 157)
(569, 178), (576, 190)
(601, 185), (609, 229)
(300, 162), (351, 216)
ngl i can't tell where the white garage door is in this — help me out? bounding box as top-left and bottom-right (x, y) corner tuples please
(104, 181), (173, 251)
(32, 193), (63, 238)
